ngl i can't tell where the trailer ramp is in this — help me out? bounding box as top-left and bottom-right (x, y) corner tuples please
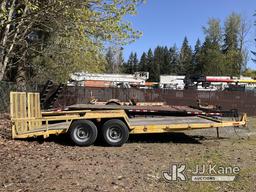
(10, 92), (70, 138)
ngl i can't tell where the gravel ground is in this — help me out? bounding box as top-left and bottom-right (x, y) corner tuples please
(0, 115), (256, 192)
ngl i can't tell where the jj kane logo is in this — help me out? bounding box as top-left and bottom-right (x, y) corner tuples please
(163, 163), (240, 182)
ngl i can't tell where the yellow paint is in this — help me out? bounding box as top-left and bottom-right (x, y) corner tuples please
(236, 79), (256, 84)
(129, 117), (247, 134)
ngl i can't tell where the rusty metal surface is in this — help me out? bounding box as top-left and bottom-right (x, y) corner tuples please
(67, 103), (203, 113)
(54, 87), (256, 116)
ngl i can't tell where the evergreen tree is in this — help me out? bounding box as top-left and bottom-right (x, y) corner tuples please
(223, 13), (243, 75)
(124, 13), (248, 77)
(123, 52), (134, 74)
(199, 18), (226, 75)
(161, 46), (172, 74)
(223, 13), (241, 52)
(139, 52), (147, 71)
(169, 45), (180, 74)
(147, 49), (157, 81)
(223, 49), (243, 76)
(179, 37), (193, 75)
(133, 52), (139, 72)
(203, 18), (222, 45)
(238, 18), (250, 73)
(153, 46), (162, 78)
(198, 37), (225, 75)
(193, 39), (202, 74)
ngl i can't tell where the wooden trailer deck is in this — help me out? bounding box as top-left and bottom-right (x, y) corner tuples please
(66, 104), (218, 116)
(129, 116), (216, 126)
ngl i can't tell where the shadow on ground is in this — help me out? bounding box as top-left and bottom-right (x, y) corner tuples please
(128, 132), (203, 144)
(21, 132), (208, 146)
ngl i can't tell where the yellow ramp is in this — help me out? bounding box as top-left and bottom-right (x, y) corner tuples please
(10, 92), (42, 138)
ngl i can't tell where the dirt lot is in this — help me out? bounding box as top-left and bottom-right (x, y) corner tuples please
(0, 115), (256, 192)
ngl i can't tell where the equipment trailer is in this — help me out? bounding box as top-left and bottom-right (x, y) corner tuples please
(10, 92), (247, 146)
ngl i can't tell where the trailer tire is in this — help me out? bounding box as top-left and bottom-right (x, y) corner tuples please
(69, 120), (98, 146)
(101, 119), (129, 147)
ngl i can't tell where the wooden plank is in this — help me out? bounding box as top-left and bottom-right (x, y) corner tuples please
(32, 93), (35, 128)
(10, 92), (17, 139)
(14, 93), (18, 118)
(23, 93), (28, 131)
(36, 93), (42, 128)
(27, 93), (42, 130)
(20, 94), (24, 131)
(27, 93), (32, 130)
(20, 93), (26, 132)
(34, 93), (38, 127)
(15, 93), (20, 132)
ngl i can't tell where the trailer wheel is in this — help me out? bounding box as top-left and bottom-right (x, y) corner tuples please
(69, 120), (98, 146)
(101, 119), (129, 146)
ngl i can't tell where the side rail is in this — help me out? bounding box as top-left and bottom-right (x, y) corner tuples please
(129, 113), (247, 134)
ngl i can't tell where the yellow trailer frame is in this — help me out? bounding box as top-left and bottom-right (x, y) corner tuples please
(10, 92), (247, 145)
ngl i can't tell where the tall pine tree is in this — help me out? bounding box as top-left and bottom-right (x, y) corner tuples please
(223, 13), (240, 52)
(199, 37), (225, 75)
(160, 46), (172, 74)
(223, 13), (243, 75)
(147, 48), (158, 81)
(193, 39), (202, 74)
(169, 45), (180, 74)
(139, 52), (147, 71)
(199, 18), (225, 75)
(179, 37), (193, 75)
(203, 19), (222, 45)
(123, 52), (134, 74)
(133, 52), (139, 72)
(153, 46), (162, 78)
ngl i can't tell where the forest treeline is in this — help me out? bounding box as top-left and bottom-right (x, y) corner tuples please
(1, 1), (256, 86)
(118, 13), (251, 81)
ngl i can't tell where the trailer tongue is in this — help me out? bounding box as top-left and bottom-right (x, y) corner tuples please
(10, 92), (247, 146)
